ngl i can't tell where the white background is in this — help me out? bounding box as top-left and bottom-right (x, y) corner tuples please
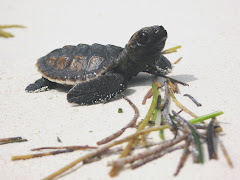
(0, 0), (239, 179)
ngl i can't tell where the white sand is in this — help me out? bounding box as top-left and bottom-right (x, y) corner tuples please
(1, 0), (240, 179)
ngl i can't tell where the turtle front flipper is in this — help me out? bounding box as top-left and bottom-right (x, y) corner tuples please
(67, 73), (129, 105)
(144, 55), (172, 75)
(155, 55), (172, 74)
(25, 77), (58, 93)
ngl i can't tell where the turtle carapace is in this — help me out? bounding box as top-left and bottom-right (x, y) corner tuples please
(26, 25), (172, 105)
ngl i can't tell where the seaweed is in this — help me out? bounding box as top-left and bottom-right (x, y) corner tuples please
(219, 140), (233, 168)
(0, 137), (27, 145)
(118, 108), (123, 113)
(162, 45), (182, 54)
(206, 119), (218, 159)
(184, 94), (202, 107)
(57, 137), (62, 143)
(0, 25), (26, 38)
(174, 57), (182, 64)
(10, 72), (230, 180)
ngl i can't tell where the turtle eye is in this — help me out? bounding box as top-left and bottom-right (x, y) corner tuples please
(138, 32), (149, 44)
(139, 32), (148, 40)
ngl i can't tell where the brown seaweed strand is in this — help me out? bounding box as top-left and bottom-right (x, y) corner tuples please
(142, 82), (162, 105)
(122, 95), (140, 128)
(162, 100), (172, 126)
(173, 82), (180, 93)
(170, 81), (180, 94)
(183, 94), (202, 107)
(131, 144), (185, 169)
(174, 57), (182, 64)
(97, 94), (139, 145)
(168, 84), (198, 118)
(175, 111), (204, 163)
(12, 149), (74, 161)
(174, 140), (190, 176)
(0, 137), (22, 142)
(189, 141), (199, 163)
(193, 124), (207, 129)
(172, 111), (202, 163)
(83, 143), (163, 165)
(97, 129), (126, 146)
(162, 100), (178, 137)
(31, 145), (97, 151)
(43, 143), (120, 180)
(0, 139), (28, 145)
(142, 87), (154, 105)
(219, 140), (233, 168)
(168, 78), (177, 93)
(206, 119), (218, 159)
(172, 111), (191, 134)
(108, 134), (187, 167)
(159, 81), (169, 110)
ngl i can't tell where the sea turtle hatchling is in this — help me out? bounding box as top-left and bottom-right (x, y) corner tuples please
(26, 25), (172, 105)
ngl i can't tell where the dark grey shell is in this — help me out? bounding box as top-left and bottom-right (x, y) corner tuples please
(36, 43), (123, 85)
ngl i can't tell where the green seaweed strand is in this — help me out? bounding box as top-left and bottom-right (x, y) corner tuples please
(138, 83), (158, 131)
(153, 109), (165, 140)
(188, 125), (203, 164)
(189, 111), (223, 124)
(153, 109), (158, 122)
(159, 114), (165, 140)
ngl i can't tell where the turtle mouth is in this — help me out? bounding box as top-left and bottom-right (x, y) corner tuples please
(155, 36), (167, 47)
(136, 42), (147, 47)
(152, 26), (167, 50)
(153, 26), (167, 37)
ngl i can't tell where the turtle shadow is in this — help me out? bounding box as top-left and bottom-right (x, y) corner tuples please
(55, 85), (72, 93)
(54, 73), (197, 94)
(128, 73), (155, 88)
(55, 73), (197, 106)
(128, 72), (198, 88)
(168, 74), (198, 83)
(109, 88), (136, 103)
(70, 89), (136, 107)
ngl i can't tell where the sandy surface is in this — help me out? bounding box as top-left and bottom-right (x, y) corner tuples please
(1, 0), (240, 179)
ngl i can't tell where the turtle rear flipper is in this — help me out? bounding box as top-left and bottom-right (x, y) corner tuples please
(67, 73), (128, 105)
(25, 77), (58, 93)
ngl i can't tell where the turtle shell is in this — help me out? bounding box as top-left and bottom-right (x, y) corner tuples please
(36, 43), (123, 85)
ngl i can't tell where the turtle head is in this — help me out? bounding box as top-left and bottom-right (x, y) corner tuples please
(126, 26), (167, 66)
